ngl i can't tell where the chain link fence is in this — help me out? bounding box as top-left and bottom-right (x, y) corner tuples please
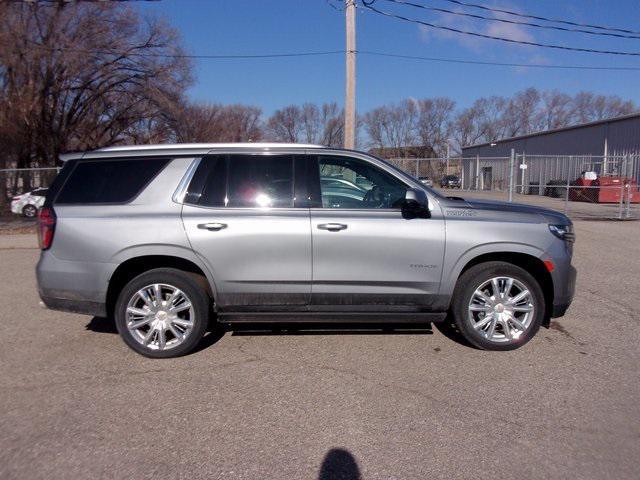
(391, 154), (639, 220)
(1, 155), (638, 224)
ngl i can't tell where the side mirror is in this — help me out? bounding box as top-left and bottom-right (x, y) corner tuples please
(402, 188), (430, 218)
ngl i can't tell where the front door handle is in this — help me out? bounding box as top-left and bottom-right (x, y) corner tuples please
(197, 222), (227, 231)
(317, 223), (348, 232)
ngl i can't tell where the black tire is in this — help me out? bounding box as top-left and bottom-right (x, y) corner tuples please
(114, 268), (211, 358)
(22, 204), (37, 218)
(451, 261), (545, 351)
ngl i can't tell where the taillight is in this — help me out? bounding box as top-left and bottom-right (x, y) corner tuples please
(38, 207), (56, 250)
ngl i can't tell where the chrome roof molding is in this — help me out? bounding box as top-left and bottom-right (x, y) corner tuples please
(59, 143), (327, 161)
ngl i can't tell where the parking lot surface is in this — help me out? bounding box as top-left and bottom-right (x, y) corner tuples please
(1, 220), (639, 479)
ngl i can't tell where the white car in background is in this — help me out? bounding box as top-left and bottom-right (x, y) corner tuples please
(11, 188), (48, 217)
(418, 176), (434, 187)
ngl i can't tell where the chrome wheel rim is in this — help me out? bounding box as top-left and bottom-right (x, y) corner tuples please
(468, 276), (535, 343)
(24, 205), (37, 217)
(126, 283), (195, 351)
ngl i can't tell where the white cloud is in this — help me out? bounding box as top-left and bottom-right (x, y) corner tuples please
(418, 1), (535, 52)
(513, 54), (551, 75)
(486, 19), (534, 44)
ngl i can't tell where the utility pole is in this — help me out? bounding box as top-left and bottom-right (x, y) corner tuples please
(344, 0), (356, 149)
(446, 142), (450, 174)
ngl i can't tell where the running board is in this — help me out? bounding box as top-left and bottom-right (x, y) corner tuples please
(218, 312), (447, 324)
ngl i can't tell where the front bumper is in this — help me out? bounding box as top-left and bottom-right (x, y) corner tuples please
(551, 264), (576, 318)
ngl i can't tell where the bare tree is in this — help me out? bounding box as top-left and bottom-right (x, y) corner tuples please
(363, 100), (417, 157)
(0, 1), (193, 170)
(300, 103), (320, 144)
(171, 103), (262, 143)
(539, 90), (573, 130)
(503, 88), (542, 137)
(572, 92), (636, 123)
(451, 97), (506, 151)
(451, 106), (485, 153)
(265, 103), (344, 146)
(450, 88), (637, 151)
(318, 102), (344, 147)
(265, 105), (302, 143)
(414, 97), (455, 157)
(222, 105), (262, 142)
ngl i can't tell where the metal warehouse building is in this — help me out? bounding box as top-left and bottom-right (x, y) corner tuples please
(460, 113), (640, 190)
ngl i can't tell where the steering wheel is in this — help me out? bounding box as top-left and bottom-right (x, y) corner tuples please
(363, 186), (385, 208)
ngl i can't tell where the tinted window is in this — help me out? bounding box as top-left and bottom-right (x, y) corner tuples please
(186, 154), (295, 208)
(185, 155), (227, 207)
(55, 158), (169, 204)
(227, 155), (293, 208)
(316, 156), (407, 209)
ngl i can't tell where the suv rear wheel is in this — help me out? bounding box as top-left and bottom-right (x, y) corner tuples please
(451, 261), (545, 351)
(114, 268), (210, 358)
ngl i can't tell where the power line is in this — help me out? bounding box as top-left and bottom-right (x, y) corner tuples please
(379, 0), (640, 40)
(362, 2), (640, 56)
(440, 0), (640, 36)
(325, 0), (345, 12)
(28, 43), (345, 59)
(25, 42), (640, 70)
(358, 50), (640, 71)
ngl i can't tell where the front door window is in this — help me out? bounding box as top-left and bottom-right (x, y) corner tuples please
(317, 156), (408, 209)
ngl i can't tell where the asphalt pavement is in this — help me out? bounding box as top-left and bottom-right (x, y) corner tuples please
(1, 220), (639, 479)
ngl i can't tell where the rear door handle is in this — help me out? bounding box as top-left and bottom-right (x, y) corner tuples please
(317, 223), (348, 232)
(197, 222), (227, 231)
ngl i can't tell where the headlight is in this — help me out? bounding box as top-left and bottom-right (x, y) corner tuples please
(549, 224), (575, 242)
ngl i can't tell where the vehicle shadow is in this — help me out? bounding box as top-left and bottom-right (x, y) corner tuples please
(85, 316), (226, 353)
(86, 316), (478, 351)
(318, 448), (362, 480)
(85, 316), (118, 334)
(229, 322), (434, 337)
(432, 315), (479, 349)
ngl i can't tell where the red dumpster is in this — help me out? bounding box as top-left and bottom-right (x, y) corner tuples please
(592, 177), (640, 203)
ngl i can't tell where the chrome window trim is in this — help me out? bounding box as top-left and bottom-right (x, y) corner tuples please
(172, 157), (201, 204)
(173, 149), (438, 212)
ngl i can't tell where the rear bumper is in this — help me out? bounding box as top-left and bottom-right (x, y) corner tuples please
(36, 251), (113, 317)
(40, 295), (106, 317)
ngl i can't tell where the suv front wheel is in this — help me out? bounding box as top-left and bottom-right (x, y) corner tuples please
(451, 261), (545, 351)
(114, 268), (210, 358)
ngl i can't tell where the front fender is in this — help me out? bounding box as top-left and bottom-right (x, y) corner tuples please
(439, 241), (545, 297)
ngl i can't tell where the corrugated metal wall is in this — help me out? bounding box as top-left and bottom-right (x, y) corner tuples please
(461, 154), (639, 191)
(462, 115), (640, 158)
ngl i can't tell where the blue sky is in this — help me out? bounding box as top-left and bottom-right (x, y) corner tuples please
(137, 0), (640, 114)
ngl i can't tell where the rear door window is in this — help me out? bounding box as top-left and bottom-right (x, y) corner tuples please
(227, 155), (293, 208)
(187, 154), (294, 208)
(55, 158), (169, 204)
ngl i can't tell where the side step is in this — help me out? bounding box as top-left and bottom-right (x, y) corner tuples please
(218, 312), (447, 324)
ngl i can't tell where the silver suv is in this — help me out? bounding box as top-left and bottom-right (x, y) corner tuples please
(36, 143), (576, 357)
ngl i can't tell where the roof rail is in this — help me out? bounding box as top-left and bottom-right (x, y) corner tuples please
(59, 142), (327, 161)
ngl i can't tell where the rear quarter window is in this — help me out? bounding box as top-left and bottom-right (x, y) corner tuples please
(55, 158), (170, 205)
